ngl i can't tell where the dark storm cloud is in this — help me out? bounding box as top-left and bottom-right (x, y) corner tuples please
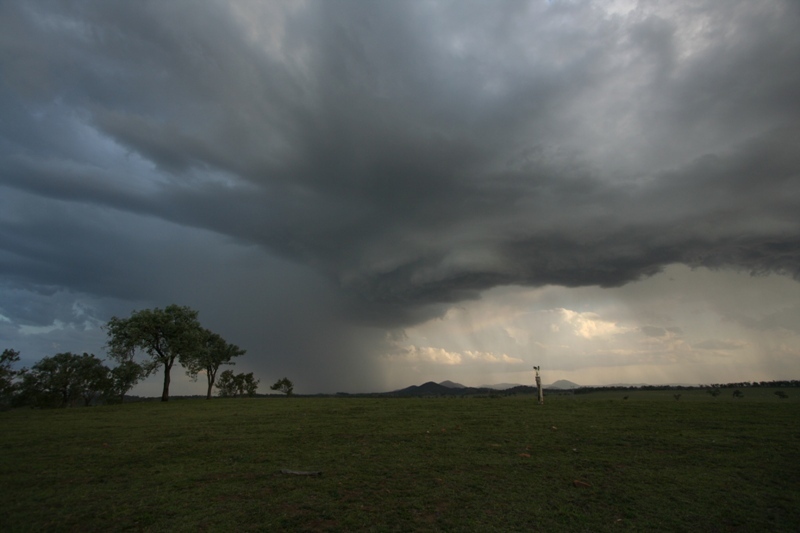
(722, 304), (800, 336)
(1, 0), (800, 346)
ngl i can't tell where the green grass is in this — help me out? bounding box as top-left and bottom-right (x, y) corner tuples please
(1, 390), (799, 531)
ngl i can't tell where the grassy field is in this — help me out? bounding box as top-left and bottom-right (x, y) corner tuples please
(1, 389), (799, 531)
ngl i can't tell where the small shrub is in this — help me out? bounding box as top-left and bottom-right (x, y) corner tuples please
(270, 377), (294, 396)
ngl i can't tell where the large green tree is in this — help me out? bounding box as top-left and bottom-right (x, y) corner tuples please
(106, 305), (204, 402)
(185, 329), (246, 399)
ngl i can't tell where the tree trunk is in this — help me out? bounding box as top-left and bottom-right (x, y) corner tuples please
(161, 361), (172, 402)
(206, 369), (216, 400)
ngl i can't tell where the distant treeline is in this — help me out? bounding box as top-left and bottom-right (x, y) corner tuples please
(573, 380), (800, 394)
(702, 380), (800, 388)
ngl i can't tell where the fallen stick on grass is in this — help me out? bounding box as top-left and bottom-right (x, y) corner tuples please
(280, 469), (323, 476)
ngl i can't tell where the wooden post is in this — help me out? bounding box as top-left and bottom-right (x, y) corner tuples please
(534, 366), (543, 405)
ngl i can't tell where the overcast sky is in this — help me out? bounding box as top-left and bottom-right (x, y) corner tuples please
(1, 0), (799, 394)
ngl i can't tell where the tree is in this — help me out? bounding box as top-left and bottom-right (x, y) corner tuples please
(184, 330), (246, 399)
(216, 369), (239, 397)
(775, 391), (788, 399)
(17, 352), (110, 408)
(106, 305), (204, 402)
(707, 388), (721, 398)
(241, 372), (259, 397)
(733, 389), (744, 399)
(74, 354), (114, 406)
(108, 359), (146, 403)
(270, 377), (294, 396)
(216, 370), (259, 398)
(1, 348), (21, 407)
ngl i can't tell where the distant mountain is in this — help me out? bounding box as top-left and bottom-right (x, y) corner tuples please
(389, 379), (587, 397)
(393, 381), (456, 396)
(548, 379), (580, 390)
(391, 381), (498, 397)
(439, 380), (466, 389)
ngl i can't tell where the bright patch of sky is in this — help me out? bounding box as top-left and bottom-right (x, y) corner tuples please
(382, 264), (800, 389)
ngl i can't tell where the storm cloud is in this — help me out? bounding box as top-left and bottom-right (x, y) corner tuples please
(1, 0), (799, 392)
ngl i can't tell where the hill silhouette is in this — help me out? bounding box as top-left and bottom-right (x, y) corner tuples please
(390, 381), (542, 397)
(439, 380), (466, 388)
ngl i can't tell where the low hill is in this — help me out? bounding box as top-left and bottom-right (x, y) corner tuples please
(392, 381), (455, 396)
(548, 379), (581, 390)
(390, 380), (583, 397)
(391, 381), (495, 397)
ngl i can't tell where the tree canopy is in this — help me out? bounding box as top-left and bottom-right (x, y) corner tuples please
(216, 370), (259, 398)
(185, 329), (246, 399)
(17, 352), (111, 408)
(106, 305), (204, 402)
(270, 377), (294, 396)
(108, 359), (146, 403)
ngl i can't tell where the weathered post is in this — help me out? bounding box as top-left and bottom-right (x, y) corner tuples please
(534, 365), (543, 405)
